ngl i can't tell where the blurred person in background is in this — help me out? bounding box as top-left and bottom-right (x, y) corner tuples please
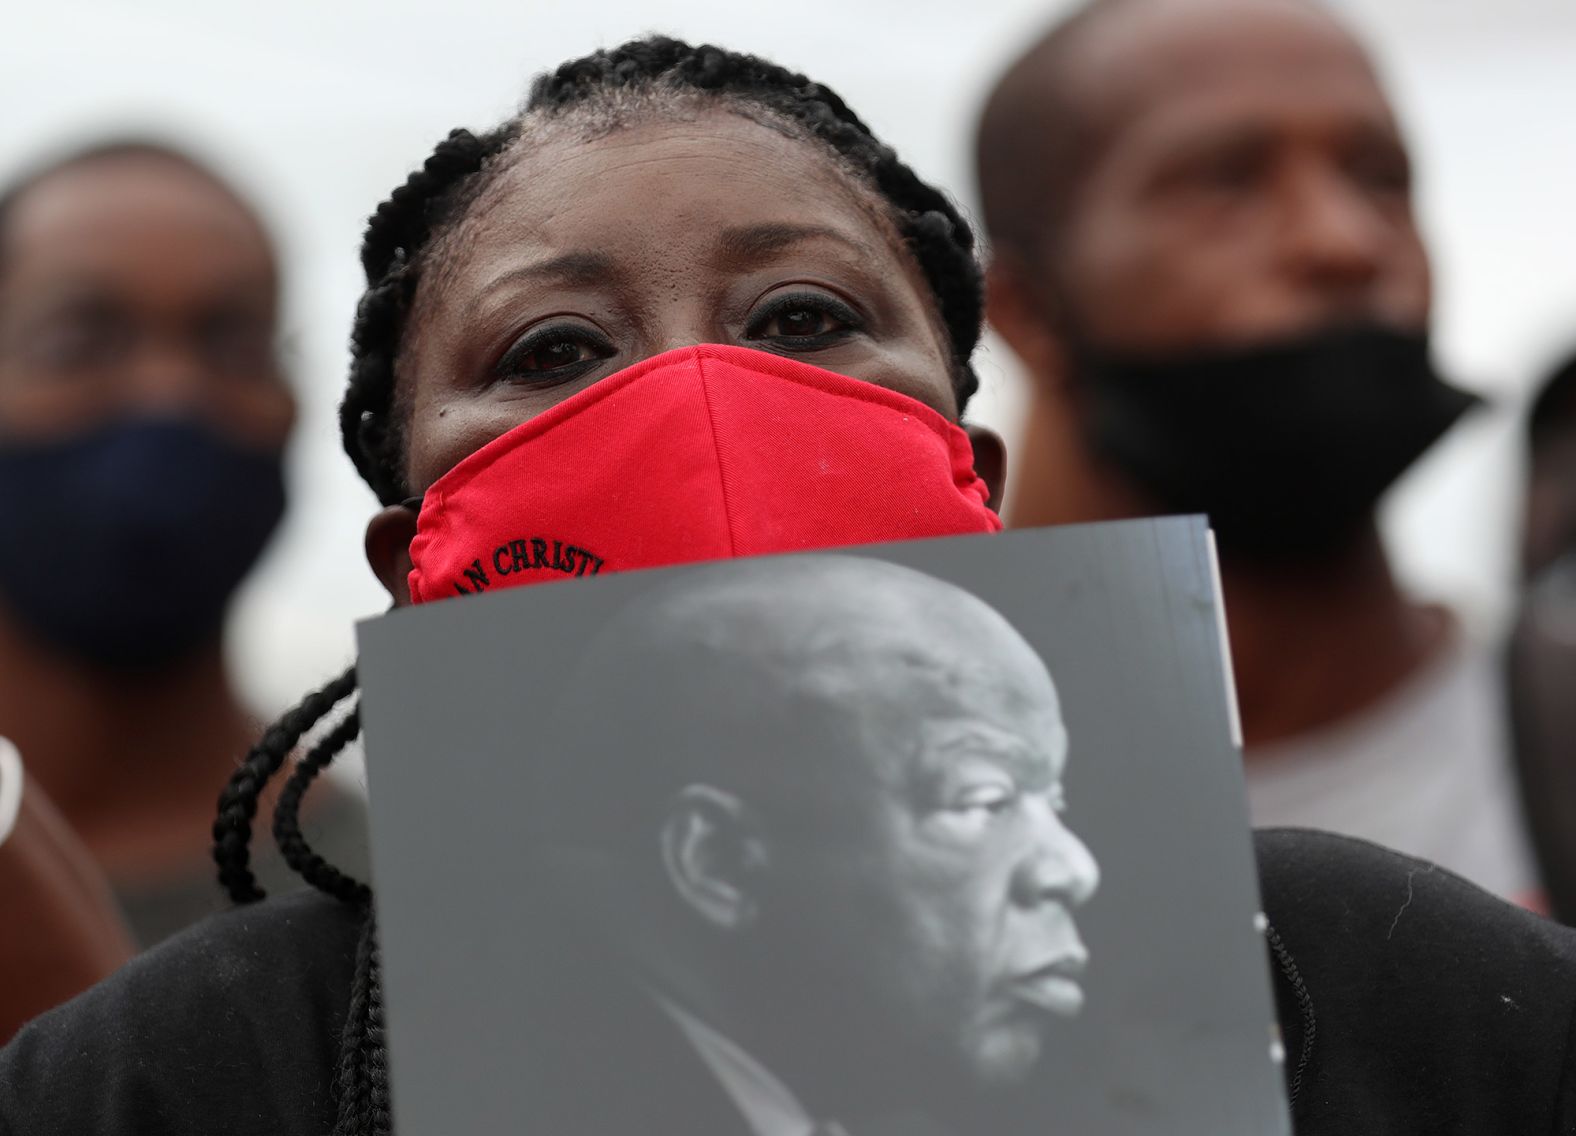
(0, 140), (367, 947)
(0, 736), (135, 1043)
(975, 0), (1540, 903)
(1507, 350), (1576, 922)
(1519, 351), (1576, 581)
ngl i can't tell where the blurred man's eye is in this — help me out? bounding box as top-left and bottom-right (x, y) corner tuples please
(197, 312), (279, 378)
(1194, 148), (1268, 194)
(1158, 136), (1273, 200)
(1345, 142), (1413, 198)
(18, 311), (129, 374)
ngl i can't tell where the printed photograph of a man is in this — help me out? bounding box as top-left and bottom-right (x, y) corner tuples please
(517, 555), (1100, 1135)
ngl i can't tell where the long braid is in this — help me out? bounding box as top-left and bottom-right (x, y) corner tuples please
(273, 703), (370, 905)
(216, 131), (514, 896)
(331, 909), (390, 1136)
(340, 127), (512, 505)
(223, 36), (992, 1136)
(212, 666), (357, 903)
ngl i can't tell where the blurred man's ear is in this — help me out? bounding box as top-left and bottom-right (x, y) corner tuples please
(966, 425), (1008, 514)
(660, 785), (768, 931)
(365, 505), (418, 608)
(985, 254), (1066, 386)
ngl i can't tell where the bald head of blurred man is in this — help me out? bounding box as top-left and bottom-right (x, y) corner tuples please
(531, 556), (1099, 1123)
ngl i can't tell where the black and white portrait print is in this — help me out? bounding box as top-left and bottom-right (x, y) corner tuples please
(357, 518), (1290, 1135)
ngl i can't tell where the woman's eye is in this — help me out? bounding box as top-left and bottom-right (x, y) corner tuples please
(748, 292), (862, 347)
(765, 306), (837, 338)
(495, 326), (611, 383)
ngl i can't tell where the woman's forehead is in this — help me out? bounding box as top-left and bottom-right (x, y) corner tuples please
(424, 110), (909, 306)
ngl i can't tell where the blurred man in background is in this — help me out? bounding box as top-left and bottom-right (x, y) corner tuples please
(975, 0), (1538, 901)
(0, 140), (366, 948)
(1508, 351), (1576, 921)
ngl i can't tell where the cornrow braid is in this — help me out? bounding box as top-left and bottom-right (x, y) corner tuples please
(218, 36), (992, 1136)
(339, 126), (512, 505)
(331, 910), (390, 1136)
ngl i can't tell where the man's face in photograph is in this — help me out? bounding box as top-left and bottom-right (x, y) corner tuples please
(757, 609), (1100, 1091)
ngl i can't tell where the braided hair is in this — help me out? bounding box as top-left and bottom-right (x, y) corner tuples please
(211, 35), (987, 1136)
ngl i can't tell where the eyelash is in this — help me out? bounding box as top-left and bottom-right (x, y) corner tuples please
(745, 290), (864, 350)
(493, 324), (613, 386)
(492, 289), (865, 386)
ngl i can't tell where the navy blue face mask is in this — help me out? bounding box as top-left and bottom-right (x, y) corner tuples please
(0, 416), (286, 669)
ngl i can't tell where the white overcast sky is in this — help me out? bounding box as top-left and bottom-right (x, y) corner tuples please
(5, 0), (1575, 719)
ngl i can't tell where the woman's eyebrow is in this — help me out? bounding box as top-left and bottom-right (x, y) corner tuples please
(478, 251), (619, 297)
(714, 221), (877, 265)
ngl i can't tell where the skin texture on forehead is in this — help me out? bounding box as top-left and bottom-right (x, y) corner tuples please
(393, 108), (958, 496)
(425, 96), (898, 302)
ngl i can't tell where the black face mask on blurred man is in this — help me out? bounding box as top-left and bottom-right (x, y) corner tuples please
(1068, 322), (1481, 558)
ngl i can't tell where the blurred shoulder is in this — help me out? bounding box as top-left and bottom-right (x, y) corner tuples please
(1254, 827), (1576, 1135)
(0, 889), (360, 1136)
(1254, 825), (1572, 962)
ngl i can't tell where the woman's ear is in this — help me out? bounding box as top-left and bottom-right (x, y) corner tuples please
(365, 505), (420, 608)
(966, 424), (1008, 515)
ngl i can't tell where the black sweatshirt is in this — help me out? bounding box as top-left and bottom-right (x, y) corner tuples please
(2, 829), (1574, 1135)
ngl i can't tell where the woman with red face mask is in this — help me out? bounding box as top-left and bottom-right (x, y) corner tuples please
(3, 36), (1576, 1136)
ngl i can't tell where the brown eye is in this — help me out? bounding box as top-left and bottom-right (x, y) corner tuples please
(766, 305), (836, 338)
(747, 290), (863, 350)
(495, 324), (613, 385)
(520, 339), (594, 370)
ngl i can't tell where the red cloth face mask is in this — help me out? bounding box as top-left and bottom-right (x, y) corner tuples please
(406, 344), (1000, 604)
